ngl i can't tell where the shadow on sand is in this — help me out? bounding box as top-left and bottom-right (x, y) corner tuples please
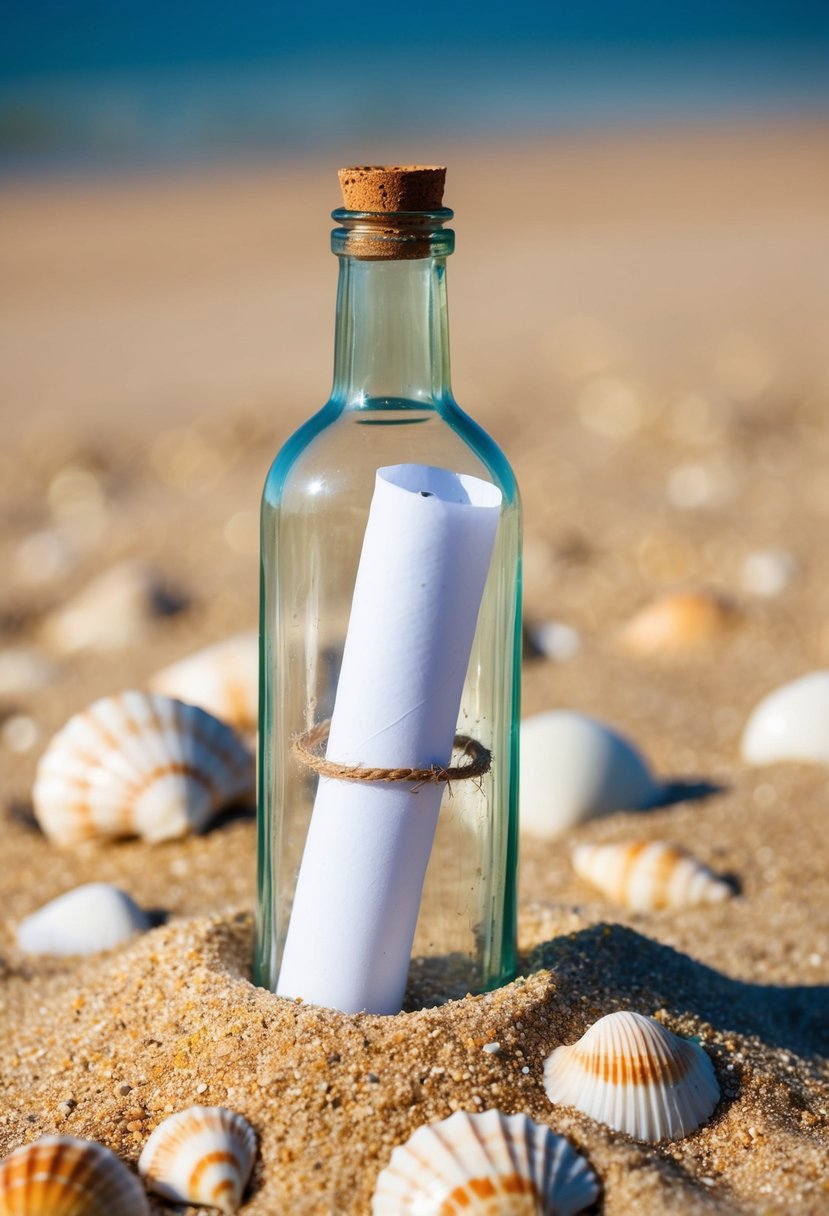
(526, 922), (829, 1059)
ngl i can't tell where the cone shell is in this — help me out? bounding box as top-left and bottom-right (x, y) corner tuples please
(571, 841), (733, 912)
(138, 1106), (256, 1214)
(741, 671), (829, 766)
(621, 589), (739, 655)
(543, 1011), (720, 1142)
(32, 691), (254, 846)
(371, 1108), (599, 1215)
(149, 632), (258, 734)
(17, 882), (150, 956)
(520, 710), (659, 839)
(0, 1135), (150, 1215)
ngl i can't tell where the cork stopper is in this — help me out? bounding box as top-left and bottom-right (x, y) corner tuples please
(338, 165), (446, 213)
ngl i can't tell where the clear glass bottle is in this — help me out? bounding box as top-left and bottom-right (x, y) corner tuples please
(255, 167), (521, 1008)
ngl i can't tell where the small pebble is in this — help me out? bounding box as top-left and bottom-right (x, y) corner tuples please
(2, 714), (39, 753)
(740, 549), (798, 597)
(482, 1042), (501, 1054)
(196, 1082), (208, 1094)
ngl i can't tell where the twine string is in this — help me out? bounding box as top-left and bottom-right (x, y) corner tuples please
(291, 720), (491, 785)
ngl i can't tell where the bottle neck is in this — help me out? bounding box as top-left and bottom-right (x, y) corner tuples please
(329, 209), (454, 410)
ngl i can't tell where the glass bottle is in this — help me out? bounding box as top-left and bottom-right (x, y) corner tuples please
(255, 166), (521, 1009)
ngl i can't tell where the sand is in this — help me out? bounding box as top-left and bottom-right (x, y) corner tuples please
(1, 121), (829, 1213)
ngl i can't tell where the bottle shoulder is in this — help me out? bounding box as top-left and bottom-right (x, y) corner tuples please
(262, 397), (520, 511)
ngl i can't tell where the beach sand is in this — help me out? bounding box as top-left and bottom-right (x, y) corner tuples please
(1, 122), (828, 1212)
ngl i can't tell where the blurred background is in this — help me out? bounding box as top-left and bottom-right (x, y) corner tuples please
(0, 0), (828, 770)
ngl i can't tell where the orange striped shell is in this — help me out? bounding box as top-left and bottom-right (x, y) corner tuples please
(571, 841), (732, 911)
(32, 691), (254, 846)
(138, 1106), (256, 1215)
(371, 1109), (599, 1215)
(0, 1136), (149, 1215)
(543, 1011), (720, 1141)
(149, 632), (258, 734)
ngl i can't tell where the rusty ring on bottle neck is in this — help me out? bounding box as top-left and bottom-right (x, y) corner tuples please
(331, 208), (455, 261)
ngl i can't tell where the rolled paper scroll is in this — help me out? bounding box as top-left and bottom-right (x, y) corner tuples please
(277, 464), (501, 1014)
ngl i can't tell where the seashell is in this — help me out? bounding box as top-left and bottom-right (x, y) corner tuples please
(149, 632), (258, 733)
(0, 1135), (150, 1215)
(139, 1106), (256, 1214)
(520, 711), (659, 840)
(621, 589), (739, 655)
(371, 1108), (599, 1216)
(739, 549), (798, 598)
(741, 671), (829, 766)
(17, 883), (151, 956)
(571, 841), (733, 912)
(32, 691), (254, 846)
(524, 621), (581, 663)
(40, 560), (186, 655)
(543, 1011), (720, 1142)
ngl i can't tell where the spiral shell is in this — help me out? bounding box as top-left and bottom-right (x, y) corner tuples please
(571, 841), (733, 912)
(16, 883), (151, 956)
(543, 1011), (720, 1142)
(520, 711), (659, 839)
(149, 632), (258, 734)
(0, 1135), (149, 1215)
(371, 1108), (599, 1215)
(32, 691), (254, 846)
(138, 1106), (256, 1214)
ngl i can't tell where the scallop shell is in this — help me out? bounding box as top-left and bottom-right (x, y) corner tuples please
(520, 711), (659, 839)
(149, 632), (258, 734)
(32, 691), (254, 846)
(138, 1106), (256, 1214)
(371, 1108), (599, 1215)
(621, 589), (739, 655)
(17, 883), (151, 956)
(571, 841), (732, 912)
(741, 671), (829, 766)
(0, 1135), (150, 1215)
(543, 1011), (720, 1142)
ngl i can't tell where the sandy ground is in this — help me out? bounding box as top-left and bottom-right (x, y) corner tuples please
(1, 121), (828, 1213)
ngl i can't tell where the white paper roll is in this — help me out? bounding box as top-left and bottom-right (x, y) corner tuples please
(277, 464), (502, 1014)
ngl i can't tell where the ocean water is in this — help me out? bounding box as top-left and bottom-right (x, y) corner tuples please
(1, 2), (828, 176)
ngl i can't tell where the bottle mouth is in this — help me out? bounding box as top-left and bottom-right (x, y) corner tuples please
(331, 208), (455, 260)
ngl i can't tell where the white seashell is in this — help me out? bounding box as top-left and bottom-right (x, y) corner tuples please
(543, 1011), (720, 1142)
(371, 1108), (599, 1216)
(739, 549), (798, 598)
(17, 882), (151, 956)
(149, 632), (258, 733)
(520, 711), (659, 839)
(0, 647), (58, 697)
(621, 589), (739, 655)
(32, 691), (254, 846)
(139, 1106), (256, 1214)
(525, 621), (581, 663)
(741, 671), (829, 766)
(571, 841), (733, 912)
(40, 560), (183, 655)
(0, 1135), (150, 1215)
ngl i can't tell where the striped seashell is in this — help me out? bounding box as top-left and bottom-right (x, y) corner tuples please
(138, 1106), (256, 1214)
(0, 1135), (150, 1215)
(621, 589), (739, 655)
(571, 841), (733, 912)
(16, 883), (151, 956)
(32, 691), (254, 846)
(149, 632), (258, 734)
(741, 671), (829, 767)
(371, 1108), (599, 1215)
(543, 1011), (720, 1142)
